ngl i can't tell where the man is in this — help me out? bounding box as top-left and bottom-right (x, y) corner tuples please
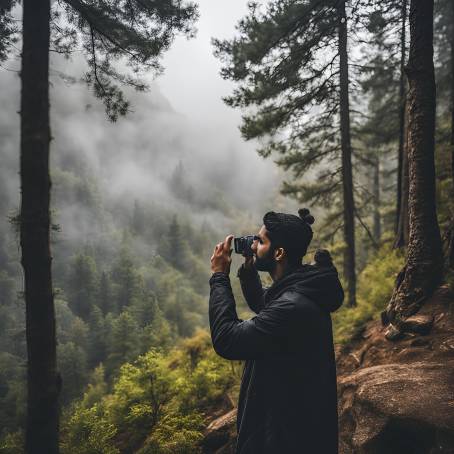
(209, 209), (344, 453)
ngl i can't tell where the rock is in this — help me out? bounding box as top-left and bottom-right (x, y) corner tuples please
(440, 337), (454, 353)
(338, 361), (454, 454)
(410, 337), (431, 347)
(202, 408), (237, 454)
(401, 314), (434, 335)
(385, 324), (403, 341)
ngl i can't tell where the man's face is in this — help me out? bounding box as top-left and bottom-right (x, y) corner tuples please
(251, 225), (276, 272)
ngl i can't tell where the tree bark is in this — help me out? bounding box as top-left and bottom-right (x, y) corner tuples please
(445, 0), (454, 269)
(451, 0), (454, 196)
(373, 155), (381, 243)
(337, 0), (356, 307)
(21, 0), (60, 452)
(394, 100), (410, 249)
(394, 111), (410, 249)
(394, 0), (408, 247)
(386, 0), (443, 326)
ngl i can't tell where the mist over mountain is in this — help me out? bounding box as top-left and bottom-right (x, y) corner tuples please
(0, 58), (294, 257)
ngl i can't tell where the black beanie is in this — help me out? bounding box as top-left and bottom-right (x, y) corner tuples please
(263, 208), (315, 262)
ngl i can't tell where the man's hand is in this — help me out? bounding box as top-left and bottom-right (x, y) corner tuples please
(211, 235), (234, 274)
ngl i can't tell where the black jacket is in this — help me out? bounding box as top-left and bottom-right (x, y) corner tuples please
(209, 258), (344, 454)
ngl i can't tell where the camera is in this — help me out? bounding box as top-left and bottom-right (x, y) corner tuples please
(234, 235), (259, 257)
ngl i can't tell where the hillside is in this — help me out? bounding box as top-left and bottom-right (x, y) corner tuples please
(202, 285), (454, 454)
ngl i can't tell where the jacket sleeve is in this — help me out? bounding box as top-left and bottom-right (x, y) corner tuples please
(209, 272), (295, 360)
(237, 264), (266, 314)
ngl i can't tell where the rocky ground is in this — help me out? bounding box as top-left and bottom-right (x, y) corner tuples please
(202, 285), (454, 453)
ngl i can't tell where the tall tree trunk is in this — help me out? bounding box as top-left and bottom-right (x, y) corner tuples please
(451, 0), (454, 195)
(386, 0), (443, 328)
(445, 0), (454, 268)
(394, 0), (408, 247)
(394, 100), (410, 249)
(21, 0), (59, 452)
(373, 155), (381, 242)
(337, 0), (356, 307)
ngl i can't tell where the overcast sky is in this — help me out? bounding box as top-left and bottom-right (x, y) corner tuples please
(0, 1), (294, 232)
(157, 0), (252, 129)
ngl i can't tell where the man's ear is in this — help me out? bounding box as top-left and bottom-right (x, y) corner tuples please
(274, 247), (285, 262)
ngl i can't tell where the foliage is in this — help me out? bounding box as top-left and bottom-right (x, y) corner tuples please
(139, 413), (204, 454)
(61, 404), (119, 454)
(332, 239), (404, 344)
(0, 0), (453, 449)
(53, 0), (199, 120)
(67, 253), (99, 319)
(58, 342), (89, 405)
(61, 331), (239, 453)
(0, 430), (24, 454)
(0, 0), (18, 63)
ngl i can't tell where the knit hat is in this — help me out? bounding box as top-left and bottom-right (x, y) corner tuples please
(263, 208), (315, 261)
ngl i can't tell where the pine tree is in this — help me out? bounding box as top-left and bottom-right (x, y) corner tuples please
(395, 0), (410, 248)
(435, 0), (454, 267)
(385, 0), (443, 330)
(59, 0), (198, 120)
(67, 254), (99, 320)
(20, 1), (59, 451)
(214, 0), (359, 305)
(169, 161), (195, 203)
(355, 22), (405, 249)
(0, 0), (17, 62)
(87, 306), (107, 368)
(159, 216), (191, 272)
(107, 311), (140, 375)
(57, 342), (88, 406)
(98, 270), (115, 315)
(18, 1), (198, 451)
(111, 249), (142, 311)
(132, 199), (146, 236)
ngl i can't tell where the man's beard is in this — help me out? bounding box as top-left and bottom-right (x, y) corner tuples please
(254, 248), (277, 272)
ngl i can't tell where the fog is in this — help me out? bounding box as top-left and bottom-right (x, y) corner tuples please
(0, 0), (296, 254)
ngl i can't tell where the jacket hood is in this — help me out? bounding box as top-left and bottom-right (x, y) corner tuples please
(264, 250), (344, 313)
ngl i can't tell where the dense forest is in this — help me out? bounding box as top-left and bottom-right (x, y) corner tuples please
(0, 0), (453, 452)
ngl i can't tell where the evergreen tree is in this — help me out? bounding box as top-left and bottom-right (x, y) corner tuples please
(20, 1), (59, 451)
(435, 0), (454, 267)
(17, 0), (198, 449)
(361, 0), (410, 248)
(107, 312), (140, 375)
(355, 32), (405, 250)
(98, 271), (115, 315)
(385, 0), (443, 330)
(132, 199), (146, 236)
(67, 254), (99, 320)
(111, 249), (142, 311)
(68, 317), (89, 351)
(57, 342), (88, 406)
(159, 216), (191, 272)
(169, 161), (195, 203)
(0, 0), (17, 62)
(87, 306), (107, 368)
(128, 291), (157, 329)
(59, 0), (198, 120)
(395, 0), (410, 248)
(214, 0), (359, 305)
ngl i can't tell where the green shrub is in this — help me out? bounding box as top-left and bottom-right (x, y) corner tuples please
(138, 413), (204, 454)
(332, 243), (404, 344)
(0, 431), (24, 454)
(60, 404), (119, 454)
(61, 331), (239, 453)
